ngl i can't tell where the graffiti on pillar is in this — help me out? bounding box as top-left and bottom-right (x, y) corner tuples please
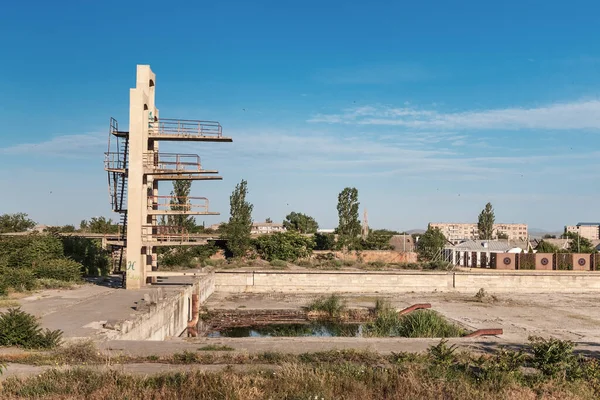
(127, 261), (136, 271)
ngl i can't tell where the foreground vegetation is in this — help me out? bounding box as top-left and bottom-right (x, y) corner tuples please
(2, 337), (600, 399)
(0, 308), (62, 349)
(0, 233), (108, 295)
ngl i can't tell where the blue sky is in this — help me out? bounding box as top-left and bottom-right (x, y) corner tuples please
(1, 0), (600, 231)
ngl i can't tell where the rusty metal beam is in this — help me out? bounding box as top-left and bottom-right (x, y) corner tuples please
(398, 303), (432, 315)
(464, 328), (503, 338)
(187, 294), (200, 337)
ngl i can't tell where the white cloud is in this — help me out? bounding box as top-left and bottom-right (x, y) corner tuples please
(309, 100), (600, 130)
(0, 133), (105, 158)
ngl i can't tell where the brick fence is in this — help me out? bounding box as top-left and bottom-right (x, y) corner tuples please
(312, 250), (417, 263)
(209, 249), (418, 264)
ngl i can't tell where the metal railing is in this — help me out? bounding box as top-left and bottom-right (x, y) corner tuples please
(142, 225), (191, 242)
(143, 152), (202, 172)
(148, 196), (210, 213)
(148, 118), (222, 138)
(104, 152), (127, 170)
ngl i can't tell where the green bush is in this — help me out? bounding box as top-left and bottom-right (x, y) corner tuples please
(397, 310), (465, 338)
(306, 294), (346, 318)
(365, 308), (464, 338)
(314, 233), (336, 250)
(0, 308), (62, 349)
(34, 258), (82, 282)
(528, 336), (576, 377)
(61, 237), (110, 276)
(428, 339), (458, 367)
(0, 235), (63, 269)
(159, 245), (218, 269)
(254, 231), (314, 262)
(0, 268), (36, 294)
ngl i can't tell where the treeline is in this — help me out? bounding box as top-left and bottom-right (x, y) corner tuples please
(0, 212), (123, 235)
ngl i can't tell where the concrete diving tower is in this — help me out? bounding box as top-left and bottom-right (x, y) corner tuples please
(104, 65), (232, 290)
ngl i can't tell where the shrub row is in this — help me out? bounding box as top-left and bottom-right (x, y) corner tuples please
(0, 234), (97, 294)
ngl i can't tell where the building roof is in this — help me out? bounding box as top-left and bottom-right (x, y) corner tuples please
(576, 222), (600, 226)
(389, 235), (415, 252)
(252, 222), (284, 228)
(447, 240), (523, 252)
(537, 238), (571, 250)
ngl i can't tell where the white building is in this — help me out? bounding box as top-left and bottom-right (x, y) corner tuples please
(316, 229), (335, 234)
(251, 222), (286, 235)
(429, 222), (528, 243)
(444, 240), (528, 268)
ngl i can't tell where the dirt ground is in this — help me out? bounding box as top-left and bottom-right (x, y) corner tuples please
(4, 286), (600, 380)
(205, 291), (600, 346)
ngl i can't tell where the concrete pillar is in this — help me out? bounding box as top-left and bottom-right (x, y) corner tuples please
(125, 65), (157, 290)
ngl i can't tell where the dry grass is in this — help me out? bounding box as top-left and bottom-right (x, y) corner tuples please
(0, 298), (20, 308)
(2, 339), (600, 400)
(1, 362), (597, 400)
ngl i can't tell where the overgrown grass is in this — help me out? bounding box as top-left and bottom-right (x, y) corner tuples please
(3, 339), (600, 400)
(306, 294), (346, 318)
(33, 278), (78, 290)
(198, 345), (234, 351)
(54, 341), (103, 364)
(298, 259), (454, 271)
(269, 259), (288, 269)
(366, 301), (464, 338)
(0, 297), (20, 308)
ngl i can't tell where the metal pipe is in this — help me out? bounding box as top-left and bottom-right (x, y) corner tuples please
(187, 293), (199, 337)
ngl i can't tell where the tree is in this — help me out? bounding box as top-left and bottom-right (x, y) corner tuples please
(283, 212), (319, 234)
(222, 180), (253, 258)
(80, 217), (118, 234)
(543, 234), (557, 239)
(168, 180), (196, 232)
(361, 229), (396, 250)
(0, 213), (36, 233)
(563, 232), (596, 253)
(336, 187), (361, 250)
(536, 240), (561, 253)
(44, 225), (75, 234)
(417, 226), (447, 261)
(265, 217), (273, 224)
(314, 233), (336, 250)
(477, 202), (495, 240)
(497, 232), (509, 240)
(254, 231), (314, 261)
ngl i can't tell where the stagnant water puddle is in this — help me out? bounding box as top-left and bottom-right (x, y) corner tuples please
(200, 309), (467, 338)
(207, 322), (364, 338)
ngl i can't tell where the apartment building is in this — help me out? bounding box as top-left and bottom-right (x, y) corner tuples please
(251, 222), (287, 235)
(565, 223), (600, 240)
(429, 222), (528, 243)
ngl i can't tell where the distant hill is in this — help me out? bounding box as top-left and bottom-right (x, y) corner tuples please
(528, 228), (563, 238)
(406, 229), (426, 235)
